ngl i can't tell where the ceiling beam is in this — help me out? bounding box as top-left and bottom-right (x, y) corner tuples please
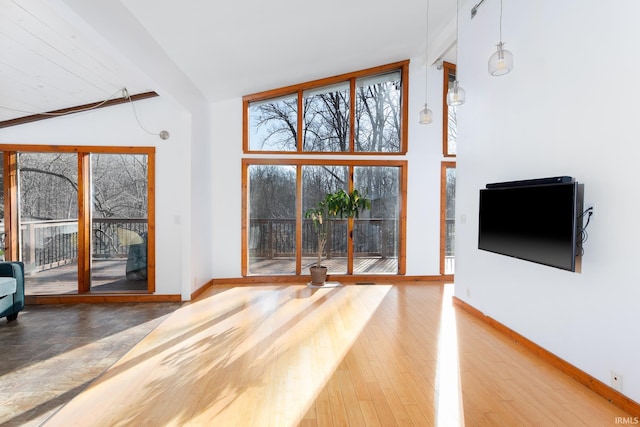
(0, 91), (158, 129)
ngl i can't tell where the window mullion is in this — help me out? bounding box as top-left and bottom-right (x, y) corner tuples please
(297, 91), (303, 153)
(78, 153), (91, 293)
(296, 164), (302, 275)
(347, 165), (354, 275)
(349, 78), (356, 152)
(3, 152), (19, 262)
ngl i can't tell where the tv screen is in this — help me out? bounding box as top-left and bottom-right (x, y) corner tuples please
(478, 178), (583, 272)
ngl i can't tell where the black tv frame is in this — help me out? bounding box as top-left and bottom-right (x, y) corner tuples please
(478, 177), (584, 272)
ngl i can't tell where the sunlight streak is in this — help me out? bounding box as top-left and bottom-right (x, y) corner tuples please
(435, 283), (464, 426)
(44, 284), (391, 426)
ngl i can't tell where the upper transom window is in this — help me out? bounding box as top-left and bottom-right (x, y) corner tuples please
(243, 61), (408, 154)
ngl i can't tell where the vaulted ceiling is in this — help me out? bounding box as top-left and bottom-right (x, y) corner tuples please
(0, 0), (457, 123)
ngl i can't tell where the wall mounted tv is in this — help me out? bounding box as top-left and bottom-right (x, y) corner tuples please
(478, 176), (584, 272)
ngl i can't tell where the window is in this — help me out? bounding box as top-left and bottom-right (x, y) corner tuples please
(244, 61), (409, 154)
(355, 72), (402, 152)
(353, 166), (400, 273)
(247, 164), (297, 274)
(303, 83), (350, 152)
(442, 62), (457, 157)
(248, 95), (298, 151)
(243, 159), (406, 277)
(441, 162), (456, 275)
(243, 62), (409, 278)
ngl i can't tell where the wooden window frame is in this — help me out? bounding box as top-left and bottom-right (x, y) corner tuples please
(242, 60), (410, 155)
(242, 158), (407, 277)
(1, 144), (156, 293)
(442, 61), (457, 158)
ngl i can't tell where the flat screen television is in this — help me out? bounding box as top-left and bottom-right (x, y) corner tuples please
(478, 177), (583, 272)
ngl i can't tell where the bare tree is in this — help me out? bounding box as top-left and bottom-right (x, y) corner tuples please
(17, 153), (148, 221)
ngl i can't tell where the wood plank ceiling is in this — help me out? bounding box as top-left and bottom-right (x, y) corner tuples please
(0, 0), (153, 122)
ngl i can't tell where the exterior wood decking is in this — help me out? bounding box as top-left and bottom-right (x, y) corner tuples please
(24, 259), (147, 295)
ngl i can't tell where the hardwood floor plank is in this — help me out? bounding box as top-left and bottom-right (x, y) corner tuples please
(365, 381), (399, 427)
(358, 400), (382, 427)
(337, 368), (366, 426)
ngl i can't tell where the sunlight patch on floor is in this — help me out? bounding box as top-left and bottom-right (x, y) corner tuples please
(44, 284), (391, 426)
(435, 283), (464, 426)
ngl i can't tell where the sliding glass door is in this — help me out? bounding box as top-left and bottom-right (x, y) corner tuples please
(18, 152), (79, 295)
(90, 154), (149, 292)
(1, 147), (154, 295)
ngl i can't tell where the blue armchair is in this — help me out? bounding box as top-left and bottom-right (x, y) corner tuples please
(0, 262), (25, 322)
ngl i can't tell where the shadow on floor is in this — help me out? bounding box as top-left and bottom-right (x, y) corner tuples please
(0, 301), (182, 427)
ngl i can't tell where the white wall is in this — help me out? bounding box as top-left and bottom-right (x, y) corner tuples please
(208, 56), (449, 278)
(210, 98), (244, 279)
(455, 0), (640, 403)
(406, 55), (447, 276)
(0, 97), (193, 297)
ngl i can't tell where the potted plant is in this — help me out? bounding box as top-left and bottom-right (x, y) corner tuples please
(304, 188), (371, 285)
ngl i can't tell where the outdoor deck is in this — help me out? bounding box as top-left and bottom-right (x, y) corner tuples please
(251, 256), (454, 275)
(250, 256), (399, 275)
(24, 257), (454, 295)
(25, 259), (148, 295)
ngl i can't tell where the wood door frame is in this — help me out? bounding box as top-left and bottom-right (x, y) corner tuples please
(1, 145), (156, 294)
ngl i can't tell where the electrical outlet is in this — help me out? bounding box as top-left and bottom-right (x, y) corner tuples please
(611, 371), (623, 392)
(466, 288), (471, 298)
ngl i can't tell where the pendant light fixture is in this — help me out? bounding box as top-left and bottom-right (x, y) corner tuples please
(447, 0), (466, 106)
(488, 0), (513, 76)
(419, 0), (433, 124)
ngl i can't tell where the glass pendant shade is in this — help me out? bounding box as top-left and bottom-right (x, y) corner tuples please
(446, 80), (466, 106)
(489, 42), (514, 76)
(419, 103), (433, 124)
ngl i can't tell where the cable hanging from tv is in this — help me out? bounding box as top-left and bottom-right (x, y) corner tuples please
(577, 206), (594, 255)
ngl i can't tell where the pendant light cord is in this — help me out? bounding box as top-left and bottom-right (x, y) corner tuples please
(499, 0), (503, 44)
(123, 88), (157, 136)
(455, 0), (460, 79)
(425, 0), (430, 102)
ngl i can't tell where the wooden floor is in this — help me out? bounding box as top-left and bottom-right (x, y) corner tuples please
(0, 302), (181, 426)
(26, 282), (630, 426)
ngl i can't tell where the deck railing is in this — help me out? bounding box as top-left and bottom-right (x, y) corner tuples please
(249, 218), (455, 260)
(249, 218), (400, 259)
(3, 217), (453, 274)
(11, 218), (148, 274)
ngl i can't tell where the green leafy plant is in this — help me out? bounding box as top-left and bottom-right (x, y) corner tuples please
(304, 189), (371, 269)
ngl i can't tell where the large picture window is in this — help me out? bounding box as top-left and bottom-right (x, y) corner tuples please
(243, 160), (406, 277)
(244, 61), (409, 154)
(243, 61), (409, 278)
